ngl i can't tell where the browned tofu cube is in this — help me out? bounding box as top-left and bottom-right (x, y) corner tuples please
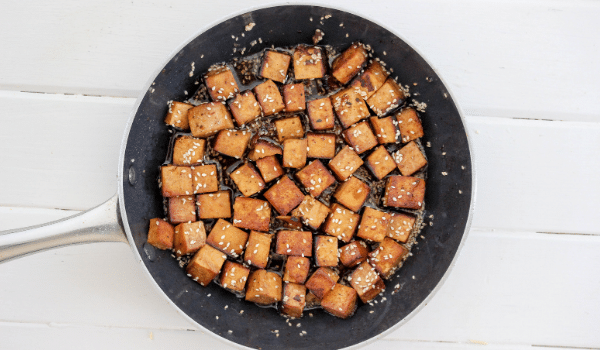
(394, 141), (428, 176)
(220, 261), (250, 293)
(357, 207), (391, 243)
(277, 216), (304, 230)
(168, 195), (196, 224)
(263, 176), (304, 215)
(260, 50), (291, 83)
(283, 138), (307, 169)
(244, 231), (273, 269)
(274, 116), (304, 142)
(164, 101), (193, 130)
(331, 43), (367, 84)
(283, 84), (306, 112)
(276, 230), (312, 257)
(247, 140), (282, 161)
(291, 195), (331, 230)
(254, 79), (285, 116)
(161, 165), (193, 197)
(366, 145), (397, 180)
(206, 219), (248, 258)
(314, 235), (338, 267)
(343, 121), (378, 155)
(295, 160), (336, 197)
(188, 102), (234, 138)
(369, 237), (408, 279)
(307, 97), (335, 130)
(350, 61), (389, 99)
(328, 145), (363, 181)
(305, 267), (339, 300)
(387, 212), (416, 243)
(174, 221), (206, 257)
(307, 133), (336, 159)
(350, 261), (385, 303)
(370, 116), (399, 144)
(396, 108), (424, 143)
(173, 136), (205, 166)
(323, 203), (360, 243)
(186, 245), (227, 286)
(228, 91), (262, 126)
(245, 270), (283, 305)
(367, 78), (405, 116)
(331, 87), (370, 129)
(233, 197), (271, 232)
(339, 240), (369, 268)
(333, 176), (370, 212)
(282, 283), (306, 318)
(197, 190), (231, 219)
(283, 256), (310, 284)
(293, 45), (326, 80)
(255, 155), (284, 183)
(205, 65), (239, 101)
(321, 283), (358, 319)
(192, 164), (219, 194)
(382, 176), (425, 210)
(213, 129), (251, 159)
(230, 163), (265, 197)
(147, 218), (174, 250)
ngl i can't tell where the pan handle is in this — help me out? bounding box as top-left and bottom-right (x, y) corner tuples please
(0, 193), (127, 263)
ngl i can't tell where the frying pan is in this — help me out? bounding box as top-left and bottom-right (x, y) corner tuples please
(0, 4), (475, 349)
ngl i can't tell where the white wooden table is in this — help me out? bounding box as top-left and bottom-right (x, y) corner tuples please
(1, 1), (599, 349)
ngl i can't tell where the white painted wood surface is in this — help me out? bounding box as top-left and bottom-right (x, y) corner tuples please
(1, 0), (599, 349)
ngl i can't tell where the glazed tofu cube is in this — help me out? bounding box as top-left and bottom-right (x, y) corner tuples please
(305, 291), (321, 308)
(244, 231), (273, 269)
(206, 219), (248, 258)
(321, 283), (358, 319)
(248, 140), (282, 161)
(350, 261), (385, 303)
(323, 203), (360, 243)
(370, 116), (399, 144)
(276, 230), (312, 257)
(339, 240), (369, 268)
(174, 221), (206, 257)
(394, 141), (428, 176)
(220, 261), (250, 293)
(173, 136), (205, 166)
(291, 195), (331, 230)
(314, 235), (338, 267)
(230, 163), (265, 197)
(307, 133), (336, 159)
(277, 216), (304, 230)
(357, 207), (391, 242)
(331, 43), (367, 84)
(307, 97), (335, 130)
(245, 270), (282, 305)
(233, 197), (271, 232)
(366, 145), (397, 180)
(161, 165), (193, 197)
(205, 65), (239, 101)
(188, 102), (234, 138)
(333, 176), (370, 212)
(295, 160), (336, 197)
(367, 78), (405, 116)
(396, 108), (424, 143)
(228, 91), (262, 126)
(164, 101), (193, 130)
(192, 164), (219, 194)
(263, 176), (304, 215)
(331, 87), (370, 129)
(186, 245), (227, 286)
(382, 176), (425, 210)
(254, 79), (285, 116)
(283, 84), (306, 112)
(350, 61), (389, 99)
(197, 190), (231, 219)
(213, 129), (252, 158)
(293, 45), (326, 80)
(387, 212), (416, 243)
(343, 121), (378, 155)
(305, 267), (339, 299)
(275, 116), (304, 142)
(168, 195), (196, 224)
(255, 155), (284, 183)
(283, 256), (310, 284)
(260, 50), (291, 83)
(282, 283), (306, 318)
(147, 218), (174, 250)
(369, 237), (408, 279)
(283, 138), (307, 168)
(328, 145), (363, 181)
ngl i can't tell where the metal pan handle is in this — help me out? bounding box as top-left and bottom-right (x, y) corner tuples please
(0, 193), (127, 263)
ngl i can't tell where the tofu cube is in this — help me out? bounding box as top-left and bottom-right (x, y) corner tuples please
(188, 102), (234, 138)
(321, 283), (358, 319)
(220, 261), (250, 293)
(350, 61), (389, 99)
(283, 84), (306, 112)
(339, 240), (369, 268)
(357, 207), (391, 242)
(382, 176), (425, 210)
(206, 219), (248, 258)
(247, 140), (282, 161)
(244, 231), (273, 269)
(396, 108), (424, 143)
(350, 261), (385, 303)
(328, 145), (363, 181)
(295, 160), (336, 197)
(161, 165), (193, 197)
(366, 145), (397, 180)
(245, 270), (283, 305)
(173, 136), (205, 166)
(164, 101), (193, 130)
(275, 230), (312, 257)
(307, 97), (335, 130)
(370, 116), (399, 144)
(394, 141), (428, 176)
(305, 267), (339, 299)
(277, 216), (304, 230)
(228, 91), (262, 126)
(331, 87), (370, 129)
(204, 65), (239, 101)
(293, 45), (326, 80)
(291, 195), (331, 230)
(233, 197), (271, 232)
(196, 190), (231, 219)
(192, 164), (219, 194)
(369, 237), (408, 279)
(314, 235), (338, 267)
(255, 155), (284, 183)
(213, 129), (252, 158)
(168, 195), (196, 224)
(387, 212), (416, 243)
(230, 163), (265, 197)
(254, 79), (285, 116)
(333, 176), (370, 212)
(147, 218), (174, 250)
(264, 176), (304, 215)
(323, 203), (360, 243)
(331, 43), (368, 84)
(343, 121), (378, 155)
(367, 78), (405, 116)
(306, 133), (336, 159)
(260, 50), (291, 83)
(186, 245), (227, 286)
(174, 221), (206, 257)
(283, 138), (307, 168)
(283, 256), (310, 284)
(282, 283), (307, 318)
(275, 116), (304, 142)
